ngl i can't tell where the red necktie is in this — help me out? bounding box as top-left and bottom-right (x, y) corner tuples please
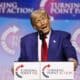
(41, 37), (48, 61)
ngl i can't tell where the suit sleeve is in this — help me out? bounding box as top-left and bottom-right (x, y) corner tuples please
(62, 33), (78, 61)
(18, 38), (28, 61)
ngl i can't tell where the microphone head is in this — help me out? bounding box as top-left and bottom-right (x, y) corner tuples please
(38, 30), (45, 40)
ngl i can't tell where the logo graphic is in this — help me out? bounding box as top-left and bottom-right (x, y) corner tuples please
(14, 62), (39, 80)
(40, 0), (54, 21)
(71, 28), (80, 53)
(40, 0), (56, 15)
(40, 0), (48, 8)
(15, 64), (24, 78)
(42, 64), (50, 78)
(40, 0), (80, 19)
(0, 25), (20, 55)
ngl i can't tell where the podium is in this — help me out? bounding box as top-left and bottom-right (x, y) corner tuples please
(14, 62), (74, 80)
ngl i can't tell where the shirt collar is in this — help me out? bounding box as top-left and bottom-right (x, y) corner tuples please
(38, 30), (51, 40)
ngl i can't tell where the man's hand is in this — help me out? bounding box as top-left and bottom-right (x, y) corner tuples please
(68, 58), (78, 71)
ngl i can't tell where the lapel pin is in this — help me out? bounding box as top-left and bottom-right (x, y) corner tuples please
(53, 40), (56, 43)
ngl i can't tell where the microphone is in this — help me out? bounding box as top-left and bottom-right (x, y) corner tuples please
(38, 30), (45, 41)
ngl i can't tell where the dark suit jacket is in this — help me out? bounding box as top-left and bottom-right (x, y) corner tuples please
(18, 30), (77, 61)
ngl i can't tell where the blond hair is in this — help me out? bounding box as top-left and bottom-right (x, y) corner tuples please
(30, 9), (49, 26)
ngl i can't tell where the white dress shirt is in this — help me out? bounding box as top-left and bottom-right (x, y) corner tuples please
(38, 31), (51, 61)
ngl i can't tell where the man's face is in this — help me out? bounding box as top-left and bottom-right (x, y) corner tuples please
(33, 13), (51, 34)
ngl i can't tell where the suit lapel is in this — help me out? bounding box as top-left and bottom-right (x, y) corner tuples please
(32, 32), (38, 61)
(48, 30), (56, 61)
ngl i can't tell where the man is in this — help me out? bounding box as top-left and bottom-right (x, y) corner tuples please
(18, 9), (78, 70)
